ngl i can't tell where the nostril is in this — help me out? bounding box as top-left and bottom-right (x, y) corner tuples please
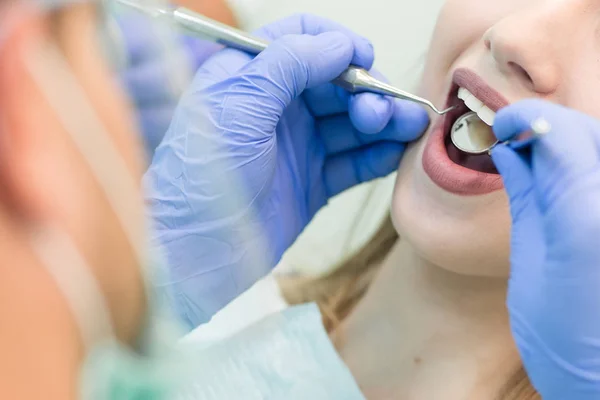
(508, 61), (533, 85)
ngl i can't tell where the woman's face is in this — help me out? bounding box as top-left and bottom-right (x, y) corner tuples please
(392, 0), (600, 277)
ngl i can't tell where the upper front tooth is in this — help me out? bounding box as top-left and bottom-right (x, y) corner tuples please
(458, 87), (471, 100)
(458, 86), (496, 125)
(458, 87), (484, 112)
(464, 96), (484, 113)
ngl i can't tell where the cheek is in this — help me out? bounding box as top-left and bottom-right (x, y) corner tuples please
(390, 144), (512, 277)
(394, 0), (520, 277)
(424, 0), (514, 80)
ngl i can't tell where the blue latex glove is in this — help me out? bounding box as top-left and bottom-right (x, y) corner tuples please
(491, 99), (600, 400)
(144, 14), (430, 329)
(117, 13), (221, 157)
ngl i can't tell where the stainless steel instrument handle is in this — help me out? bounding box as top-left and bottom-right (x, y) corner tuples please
(173, 8), (269, 54)
(115, 1), (453, 115)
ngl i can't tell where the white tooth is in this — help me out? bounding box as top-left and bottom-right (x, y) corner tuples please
(457, 87), (471, 100)
(477, 106), (496, 126)
(464, 95), (484, 113)
(458, 86), (496, 125)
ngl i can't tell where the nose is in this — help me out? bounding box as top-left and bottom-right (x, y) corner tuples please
(483, 1), (592, 95)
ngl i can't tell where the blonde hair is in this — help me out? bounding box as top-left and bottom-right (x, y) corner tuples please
(278, 215), (540, 400)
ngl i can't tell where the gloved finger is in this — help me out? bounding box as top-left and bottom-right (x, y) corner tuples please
(490, 145), (545, 296)
(229, 32), (356, 117)
(350, 95), (429, 135)
(303, 84), (351, 117)
(305, 85), (394, 127)
(323, 142), (405, 197)
(490, 144), (537, 224)
(494, 99), (600, 209)
(303, 68), (390, 118)
(255, 13), (374, 70)
(347, 93), (394, 134)
(347, 69), (395, 133)
(318, 101), (429, 154)
(303, 85), (395, 124)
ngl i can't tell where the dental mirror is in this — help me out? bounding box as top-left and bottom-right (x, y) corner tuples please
(450, 112), (498, 154)
(451, 113), (552, 155)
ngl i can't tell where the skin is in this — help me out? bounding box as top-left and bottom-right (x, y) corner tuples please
(396, 0), (600, 278)
(0, 3), (146, 399)
(336, 0), (600, 398)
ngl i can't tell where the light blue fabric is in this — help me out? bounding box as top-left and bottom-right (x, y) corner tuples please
(144, 14), (430, 329)
(175, 303), (365, 400)
(491, 99), (600, 400)
(79, 245), (193, 400)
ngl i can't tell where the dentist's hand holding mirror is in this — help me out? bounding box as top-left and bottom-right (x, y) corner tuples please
(491, 99), (600, 400)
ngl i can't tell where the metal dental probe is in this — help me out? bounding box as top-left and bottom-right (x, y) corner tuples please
(114, 0), (455, 115)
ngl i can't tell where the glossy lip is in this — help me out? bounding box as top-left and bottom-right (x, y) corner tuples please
(421, 68), (509, 196)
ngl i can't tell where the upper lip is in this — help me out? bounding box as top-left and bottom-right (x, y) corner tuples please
(452, 68), (509, 112)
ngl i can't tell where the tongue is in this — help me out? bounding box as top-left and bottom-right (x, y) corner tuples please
(445, 135), (498, 174)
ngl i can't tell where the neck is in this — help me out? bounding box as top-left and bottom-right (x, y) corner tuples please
(334, 239), (520, 400)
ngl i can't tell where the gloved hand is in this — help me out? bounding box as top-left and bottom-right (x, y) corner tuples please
(117, 13), (221, 157)
(491, 99), (600, 400)
(144, 14), (430, 328)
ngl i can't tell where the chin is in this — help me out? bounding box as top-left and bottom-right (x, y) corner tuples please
(389, 121), (512, 279)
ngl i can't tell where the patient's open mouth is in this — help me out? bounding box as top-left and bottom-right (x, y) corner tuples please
(421, 68), (509, 196)
(443, 92), (498, 174)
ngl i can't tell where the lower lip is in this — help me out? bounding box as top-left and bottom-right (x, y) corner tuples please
(422, 114), (504, 196)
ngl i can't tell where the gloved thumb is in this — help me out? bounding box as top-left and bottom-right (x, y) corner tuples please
(491, 144), (545, 292)
(490, 144), (536, 222)
(239, 31), (355, 109)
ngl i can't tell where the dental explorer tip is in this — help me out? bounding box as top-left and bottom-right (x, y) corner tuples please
(437, 105), (457, 115)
